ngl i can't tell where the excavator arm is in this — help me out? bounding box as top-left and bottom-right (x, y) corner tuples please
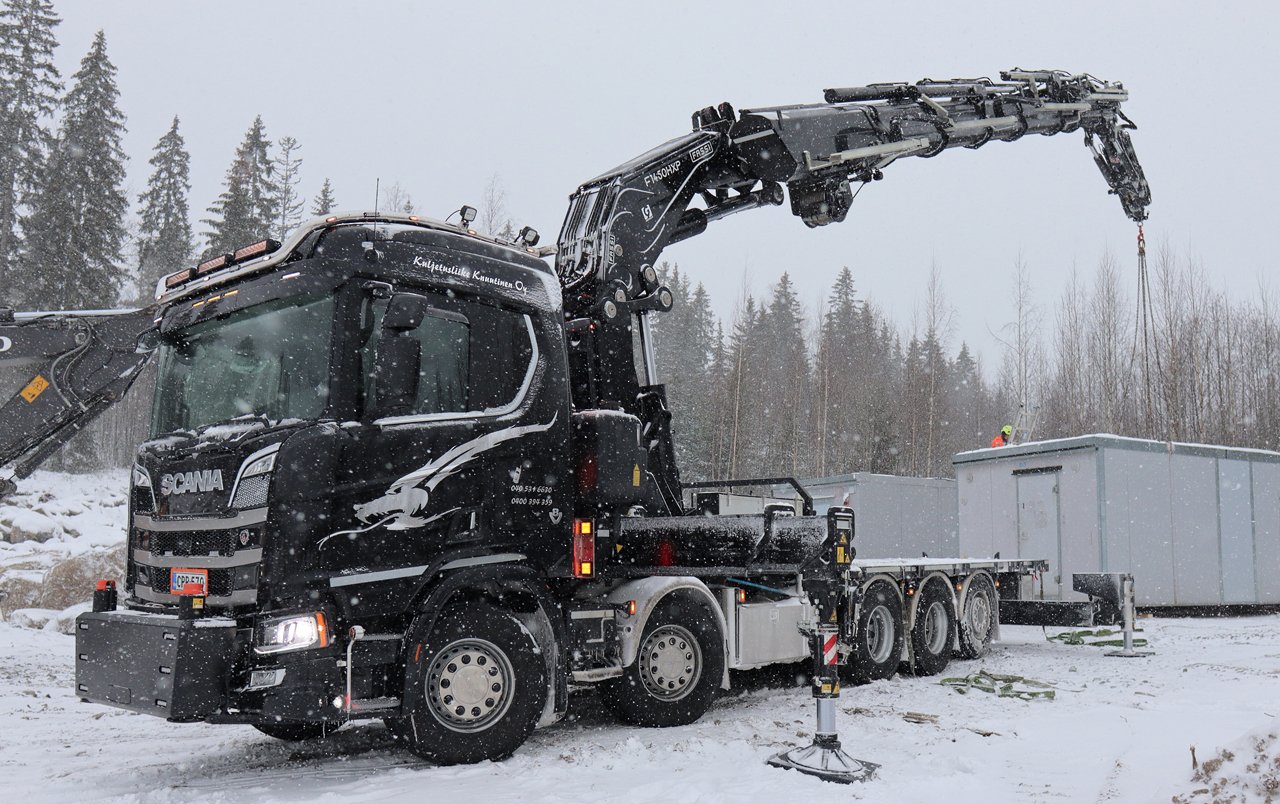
(0, 306), (156, 494)
(557, 69), (1151, 514)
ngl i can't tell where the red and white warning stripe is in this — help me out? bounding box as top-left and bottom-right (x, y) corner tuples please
(823, 633), (838, 665)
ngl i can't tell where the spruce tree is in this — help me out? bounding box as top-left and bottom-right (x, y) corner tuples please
(272, 135), (302, 238)
(311, 178), (336, 216)
(135, 116), (192, 297)
(0, 0), (60, 296)
(19, 29), (127, 309)
(202, 116), (275, 257)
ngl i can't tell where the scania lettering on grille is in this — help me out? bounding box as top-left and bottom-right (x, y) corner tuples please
(160, 469), (225, 496)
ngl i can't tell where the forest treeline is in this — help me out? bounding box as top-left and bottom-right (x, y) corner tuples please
(651, 247), (1280, 483)
(2, 0), (1277, 477)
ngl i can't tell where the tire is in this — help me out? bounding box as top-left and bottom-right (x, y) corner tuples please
(956, 573), (997, 660)
(847, 579), (904, 684)
(253, 721), (329, 741)
(393, 601), (546, 765)
(600, 592), (724, 728)
(902, 578), (955, 677)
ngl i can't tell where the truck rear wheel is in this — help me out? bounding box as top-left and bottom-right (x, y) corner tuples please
(601, 592), (723, 728)
(848, 579), (904, 683)
(393, 601), (546, 765)
(902, 579), (954, 677)
(957, 573), (997, 659)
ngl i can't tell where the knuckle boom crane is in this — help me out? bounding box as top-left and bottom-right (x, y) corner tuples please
(556, 68), (1150, 517)
(0, 69), (1148, 782)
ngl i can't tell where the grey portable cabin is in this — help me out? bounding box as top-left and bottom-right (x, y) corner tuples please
(953, 434), (1280, 607)
(774, 473), (958, 559)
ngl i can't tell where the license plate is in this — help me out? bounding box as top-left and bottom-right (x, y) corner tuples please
(170, 568), (208, 595)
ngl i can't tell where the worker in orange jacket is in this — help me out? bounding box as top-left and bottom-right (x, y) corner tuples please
(990, 425), (1012, 448)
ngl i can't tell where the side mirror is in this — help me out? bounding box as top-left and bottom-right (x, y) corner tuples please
(373, 336), (420, 417)
(383, 293), (430, 331)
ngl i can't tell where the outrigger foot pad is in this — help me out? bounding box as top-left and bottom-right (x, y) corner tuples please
(767, 736), (879, 784)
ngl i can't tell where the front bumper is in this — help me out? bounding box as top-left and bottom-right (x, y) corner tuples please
(75, 610), (347, 724)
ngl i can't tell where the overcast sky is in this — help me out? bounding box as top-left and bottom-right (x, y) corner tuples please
(51, 0), (1280, 370)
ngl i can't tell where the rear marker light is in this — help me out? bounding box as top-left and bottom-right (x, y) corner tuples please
(573, 519), (595, 578)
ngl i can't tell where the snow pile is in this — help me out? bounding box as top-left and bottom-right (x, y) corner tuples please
(1170, 724), (1280, 803)
(0, 469), (129, 619)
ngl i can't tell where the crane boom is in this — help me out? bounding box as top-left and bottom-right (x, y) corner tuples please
(555, 69), (1150, 513)
(0, 307), (155, 494)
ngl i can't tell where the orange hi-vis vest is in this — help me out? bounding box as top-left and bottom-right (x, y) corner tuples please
(991, 434), (1007, 448)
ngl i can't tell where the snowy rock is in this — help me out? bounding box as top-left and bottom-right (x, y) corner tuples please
(8, 607), (59, 629)
(0, 564), (47, 617)
(38, 544), (126, 612)
(46, 601), (92, 635)
(0, 508), (64, 543)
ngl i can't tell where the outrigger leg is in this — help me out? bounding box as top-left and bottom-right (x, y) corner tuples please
(768, 574), (878, 783)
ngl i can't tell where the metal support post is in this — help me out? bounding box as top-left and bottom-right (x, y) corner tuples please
(1105, 577), (1152, 658)
(768, 577), (878, 783)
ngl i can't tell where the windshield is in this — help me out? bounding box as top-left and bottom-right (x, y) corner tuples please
(151, 291), (335, 435)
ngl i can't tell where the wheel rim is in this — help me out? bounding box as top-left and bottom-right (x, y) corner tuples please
(923, 601), (948, 655)
(965, 588), (993, 643)
(639, 624), (702, 701)
(865, 605), (895, 664)
(425, 638), (515, 733)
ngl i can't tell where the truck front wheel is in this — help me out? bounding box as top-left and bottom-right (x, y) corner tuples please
(601, 593), (724, 728)
(392, 602), (546, 765)
(848, 579), (904, 683)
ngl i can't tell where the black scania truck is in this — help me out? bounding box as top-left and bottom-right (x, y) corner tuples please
(0, 71), (1151, 776)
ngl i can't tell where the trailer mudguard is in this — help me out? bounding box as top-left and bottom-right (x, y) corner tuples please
(603, 576), (731, 689)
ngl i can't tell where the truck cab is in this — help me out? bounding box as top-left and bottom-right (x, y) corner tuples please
(81, 214), (623, 748)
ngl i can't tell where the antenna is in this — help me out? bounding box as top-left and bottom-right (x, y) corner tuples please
(374, 178), (380, 213)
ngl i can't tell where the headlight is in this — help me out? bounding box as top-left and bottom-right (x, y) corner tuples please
(255, 612), (329, 655)
(242, 452), (276, 477)
(133, 464), (152, 487)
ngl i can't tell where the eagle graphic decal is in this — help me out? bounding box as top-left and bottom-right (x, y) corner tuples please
(320, 415), (556, 546)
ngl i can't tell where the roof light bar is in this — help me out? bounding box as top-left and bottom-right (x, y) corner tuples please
(233, 238), (281, 262)
(196, 253), (232, 276)
(164, 269), (192, 288)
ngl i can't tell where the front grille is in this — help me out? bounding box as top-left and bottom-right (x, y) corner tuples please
(147, 529), (240, 557)
(232, 474), (270, 509)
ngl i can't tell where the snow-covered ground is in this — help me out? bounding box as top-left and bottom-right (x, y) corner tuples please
(1, 471), (1277, 803)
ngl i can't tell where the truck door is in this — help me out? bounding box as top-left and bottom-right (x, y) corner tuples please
(322, 286), (560, 618)
(1016, 471), (1062, 598)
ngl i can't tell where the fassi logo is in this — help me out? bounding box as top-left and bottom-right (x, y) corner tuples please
(160, 470), (224, 496)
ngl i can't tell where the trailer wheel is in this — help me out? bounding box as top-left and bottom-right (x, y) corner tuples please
(601, 592), (723, 728)
(957, 573), (997, 659)
(393, 601), (546, 765)
(903, 579), (955, 677)
(252, 721), (329, 741)
(848, 579), (904, 684)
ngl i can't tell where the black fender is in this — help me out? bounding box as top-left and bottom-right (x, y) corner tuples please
(407, 562), (567, 724)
